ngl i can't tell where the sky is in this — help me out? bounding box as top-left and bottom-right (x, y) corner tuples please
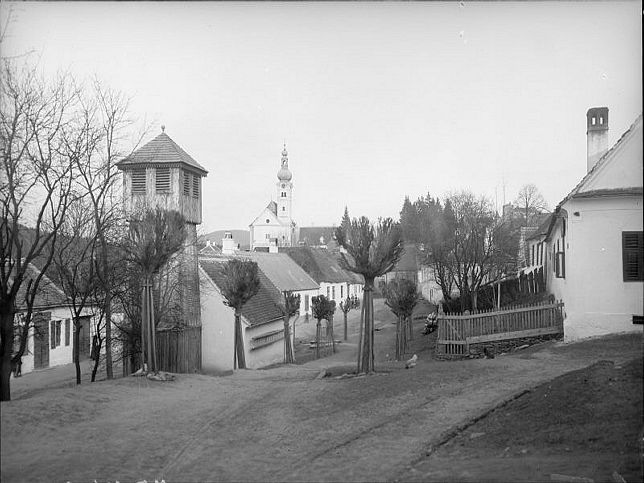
(1, 1), (641, 233)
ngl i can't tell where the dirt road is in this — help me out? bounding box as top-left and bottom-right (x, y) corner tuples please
(1, 299), (641, 482)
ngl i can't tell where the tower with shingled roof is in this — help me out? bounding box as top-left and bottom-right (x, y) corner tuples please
(117, 126), (208, 372)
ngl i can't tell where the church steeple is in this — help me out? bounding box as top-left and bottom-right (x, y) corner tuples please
(277, 143), (292, 181)
(276, 144), (293, 222)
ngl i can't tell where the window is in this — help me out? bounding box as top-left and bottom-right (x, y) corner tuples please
(340, 285), (344, 299)
(155, 167), (171, 193)
(332, 286), (336, 300)
(282, 207), (285, 211)
(555, 251), (565, 278)
(600, 116), (604, 125)
(281, 192), (286, 198)
(327, 286), (330, 298)
(64, 319), (70, 346)
(265, 233), (270, 239)
(50, 320), (61, 349)
(622, 232), (643, 281)
(183, 171), (191, 196)
(132, 169), (146, 194)
(591, 117), (596, 126)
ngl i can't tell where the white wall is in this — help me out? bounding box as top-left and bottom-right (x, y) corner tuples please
(552, 196), (643, 340)
(200, 269), (236, 373)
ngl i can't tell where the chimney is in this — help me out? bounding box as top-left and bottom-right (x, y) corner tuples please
(586, 107), (609, 172)
(222, 232), (236, 255)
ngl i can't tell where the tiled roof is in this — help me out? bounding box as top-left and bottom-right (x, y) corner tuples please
(238, 252), (319, 292)
(267, 201), (278, 216)
(14, 263), (69, 310)
(571, 187), (643, 199)
(281, 247), (359, 284)
(199, 258), (284, 327)
(298, 226), (337, 246)
(526, 214), (554, 241)
(393, 243), (419, 273)
(199, 244), (222, 256)
(116, 132), (208, 175)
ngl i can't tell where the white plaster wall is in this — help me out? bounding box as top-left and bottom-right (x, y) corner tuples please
(558, 196), (643, 340)
(200, 270), (235, 373)
(245, 319), (285, 369)
(296, 289), (319, 318)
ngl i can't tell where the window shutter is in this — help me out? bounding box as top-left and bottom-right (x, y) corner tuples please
(132, 169), (146, 194)
(56, 321), (61, 347)
(192, 175), (199, 198)
(183, 171), (191, 196)
(65, 319), (70, 346)
(155, 167), (171, 193)
(51, 321), (56, 349)
(623, 232), (644, 281)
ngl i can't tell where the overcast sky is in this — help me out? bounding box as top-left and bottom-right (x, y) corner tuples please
(1, 1), (641, 233)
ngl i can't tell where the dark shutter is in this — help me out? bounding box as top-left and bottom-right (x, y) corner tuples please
(623, 232), (644, 281)
(65, 319), (70, 346)
(51, 321), (56, 349)
(132, 169), (146, 194)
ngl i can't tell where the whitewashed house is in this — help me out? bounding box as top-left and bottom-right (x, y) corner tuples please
(199, 258), (288, 373)
(13, 264), (95, 376)
(545, 108), (643, 340)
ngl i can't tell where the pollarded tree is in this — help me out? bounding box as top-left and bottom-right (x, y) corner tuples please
(335, 216), (404, 374)
(339, 295), (357, 341)
(280, 291), (300, 364)
(311, 295), (336, 359)
(383, 279), (421, 361)
(125, 208), (187, 374)
(220, 259), (260, 369)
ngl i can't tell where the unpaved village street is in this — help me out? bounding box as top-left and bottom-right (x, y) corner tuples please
(1, 300), (641, 483)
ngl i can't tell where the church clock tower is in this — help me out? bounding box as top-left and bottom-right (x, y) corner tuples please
(276, 144), (293, 222)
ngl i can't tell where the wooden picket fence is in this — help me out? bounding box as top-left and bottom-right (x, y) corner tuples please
(437, 300), (564, 356)
(156, 325), (202, 373)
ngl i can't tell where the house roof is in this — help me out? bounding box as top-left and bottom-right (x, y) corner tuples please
(526, 214), (554, 241)
(298, 226), (337, 247)
(393, 243), (420, 273)
(116, 131), (208, 175)
(281, 246), (361, 284)
(199, 258), (284, 327)
(199, 243), (222, 256)
(237, 252), (319, 292)
(14, 263), (70, 310)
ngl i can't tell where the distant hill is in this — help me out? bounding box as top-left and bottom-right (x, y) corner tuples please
(200, 230), (250, 249)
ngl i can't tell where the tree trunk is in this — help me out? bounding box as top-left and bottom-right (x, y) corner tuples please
(98, 238), (113, 379)
(234, 310), (246, 369)
(395, 315), (402, 361)
(91, 338), (102, 382)
(356, 297), (365, 374)
(315, 319), (321, 359)
(0, 310), (14, 401)
(329, 315), (335, 354)
(343, 311), (348, 341)
(74, 321), (81, 385)
(283, 316), (295, 364)
(358, 282), (375, 374)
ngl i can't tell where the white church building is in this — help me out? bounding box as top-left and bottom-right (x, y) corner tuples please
(250, 145), (298, 250)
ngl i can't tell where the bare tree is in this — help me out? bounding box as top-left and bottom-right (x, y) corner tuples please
(335, 217), (404, 374)
(515, 184), (548, 227)
(0, 60), (78, 401)
(51, 199), (99, 385)
(311, 295), (336, 359)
